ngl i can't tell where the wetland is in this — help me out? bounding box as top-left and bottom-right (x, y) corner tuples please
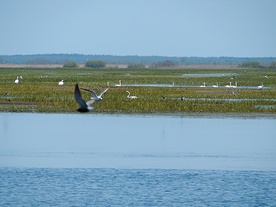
(0, 66), (275, 114)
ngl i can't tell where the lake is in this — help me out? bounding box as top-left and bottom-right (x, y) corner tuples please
(0, 113), (276, 206)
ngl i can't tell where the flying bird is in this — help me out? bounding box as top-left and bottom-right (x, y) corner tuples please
(74, 84), (95, 112)
(80, 87), (109, 101)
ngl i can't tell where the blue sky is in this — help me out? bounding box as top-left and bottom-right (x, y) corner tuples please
(1, 0), (275, 57)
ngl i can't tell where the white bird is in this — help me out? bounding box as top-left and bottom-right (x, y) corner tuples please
(58, 79), (64, 85)
(126, 91), (138, 99)
(212, 82), (218, 88)
(74, 84), (95, 112)
(225, 82), (232, 88)
(257, 83), (264, 90)
(200, 82), (206, 87)
(115, 80), (122, 86)
(232, 82), (238, 88)
(81, 87), (109, 101)
(14, 76), (20, 84)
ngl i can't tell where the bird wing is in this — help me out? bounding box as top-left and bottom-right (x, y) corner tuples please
(86, 99), (96, 107)
(99, 88), (109, 98)
(75, 84), (88, 109)
(80, 88), (98, 99)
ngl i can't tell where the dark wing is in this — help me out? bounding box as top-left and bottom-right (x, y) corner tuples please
(80, 88), (98, 99)
(75, 84), (88, 109)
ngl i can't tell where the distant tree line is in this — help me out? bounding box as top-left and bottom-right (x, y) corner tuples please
(1, 54), (276, 67)
(85, 60), (106, 68)
(239, 61), (276, 69)
(152, 60), (175, 67)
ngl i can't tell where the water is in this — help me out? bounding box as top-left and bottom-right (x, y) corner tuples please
(1, 168), (275, 206)
(1, 113), (276, 206)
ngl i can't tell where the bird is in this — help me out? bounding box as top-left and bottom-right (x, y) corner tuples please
(212, 82), (218, 88)
(14, 76), (20, 84)
(225, 82), (232, 88)
(80, 87), (109, 101)
(161, 95), (166, 100)
(232, 82), (238, 88)
(74, 84), (95, 112)
(58, 79), (64, 85)
(126, 91), (138, 99)
(257, 83), (264, 90)
(200, 82), (206, 87)
(170, 82), (175, 87)
(115, 80), (121, 86)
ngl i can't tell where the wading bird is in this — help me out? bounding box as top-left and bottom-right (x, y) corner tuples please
(81, 87), (109, 101)
(200, 82), (206, 87)
(225, 82), (232, 88)
(74, 84), (95, 112)
(14, 76), (20, 84)
(257, 83), (264, 90)
(232, 82), (238, 88)
(115, 80), (121, 86)
(126, 91), (138, 99)
(58, 79), (64, 85)
(212, 82), (218, 88)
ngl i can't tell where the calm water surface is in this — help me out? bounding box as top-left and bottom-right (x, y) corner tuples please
(0, 113), (276, 206)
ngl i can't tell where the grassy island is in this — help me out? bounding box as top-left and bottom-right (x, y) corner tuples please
(0, 66), (275, 114)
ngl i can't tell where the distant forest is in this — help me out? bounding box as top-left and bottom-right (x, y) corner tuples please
(0, 54), (276, 66)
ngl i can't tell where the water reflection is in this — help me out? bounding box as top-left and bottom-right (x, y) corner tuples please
(0, 113), (275, 170)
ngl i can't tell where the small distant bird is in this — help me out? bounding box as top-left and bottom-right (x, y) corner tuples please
(232, 91), (236, 96)
(126, 91), (138, 99)
(161, 95), (166, 100)
(225, 82), (232, 88)
(3, 92), (9, 97)
(181, 96), (185, 100)
(58, 79), (64, 85)
(74, 84), (95, 112)
(200, 82), (206, 87)
(81, 87), (109, 101)
(14, 76), (20, 84)
(115, 80), (122, 86)
(257, 83), (264, 90)
(212, 83), (218, 88)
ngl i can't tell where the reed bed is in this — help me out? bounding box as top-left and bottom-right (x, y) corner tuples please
(0, 67), (275, 114)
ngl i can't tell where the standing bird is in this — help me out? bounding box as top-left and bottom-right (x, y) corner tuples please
(14, 76), (20, 84)
(212, 82), (218, 88)
(115, 80), (122, 86)
(59, 79), (64, 85)
(80, 87), (109, 101)
(74, 84), (95, 112)
(200, 82), (206, 87)
(126, 91), (138, 99)
(257, 83), (264, 90)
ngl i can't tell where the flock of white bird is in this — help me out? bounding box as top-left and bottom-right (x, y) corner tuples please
(12, 76), (267, 113)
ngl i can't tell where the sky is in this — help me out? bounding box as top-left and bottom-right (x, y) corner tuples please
(1, 0), (276, 57)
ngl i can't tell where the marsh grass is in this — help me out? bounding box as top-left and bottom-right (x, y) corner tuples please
(0, 67), (275, 113)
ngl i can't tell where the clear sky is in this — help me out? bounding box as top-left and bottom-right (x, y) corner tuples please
(1, 0), (275, 57)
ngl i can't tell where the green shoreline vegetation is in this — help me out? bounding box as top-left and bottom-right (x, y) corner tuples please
(0, 66), (275, 114)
